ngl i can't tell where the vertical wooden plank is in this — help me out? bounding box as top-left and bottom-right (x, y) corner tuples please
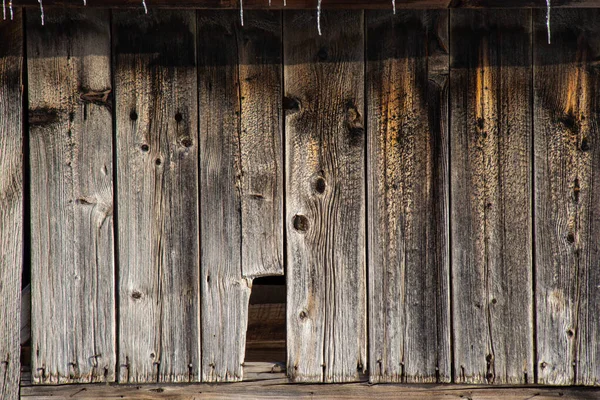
(534, 9), (600, 386)
(0, 12), (23, 400)
(366, 10), (451, 383)
(199, 10), (283, 382)
(239, 11), (284, 279)
(28, 9), (115, 384)
(450, 9), (534, 384)
(113, 10), (200, 383)
(284, 10), (366, 383)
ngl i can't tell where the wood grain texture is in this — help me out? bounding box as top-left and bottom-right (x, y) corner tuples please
(239, 11), (284, 278)
(27, 9), (115, 384)
(0, 12), (23, 400)
(113, 10), (200, 383)
(17, 0), (600, 9)
(450, 9), (534, 384)
(284, 10), (366, 383)
(19, 380), (600, 399)
(366, 10), (450, 384)
(534, 8), (600, 386)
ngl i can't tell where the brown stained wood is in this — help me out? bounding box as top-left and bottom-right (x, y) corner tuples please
(0, 12), (23, 400)
(239, 11), (284, 278)
(113, 10), (200, 383)
(284, 10), (366, 383)
(17, 0), (600, 9)
(450, 9), (533, 384)
(534, 8), (600, 386)
(366, 10), (450, 384)
(27, 9), (115, 384)
(19, 381), (600, 399)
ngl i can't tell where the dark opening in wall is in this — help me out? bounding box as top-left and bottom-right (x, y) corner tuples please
(245, 276), (286, 363)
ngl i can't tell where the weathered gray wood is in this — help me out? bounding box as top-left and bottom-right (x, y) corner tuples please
(534, 8), (600, 386)
(27, 9), (115, 384)
(450, 9), (534, 384)
(19, 380), (600, 399)
(239, 11), (284, 279)
(0, 12), (23, 400)
(284, 10), (366, 383)
(113, 10), (200, 383)
(366, 10), (450, 384)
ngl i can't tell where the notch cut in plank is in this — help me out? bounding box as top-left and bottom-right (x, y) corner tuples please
(199, 10), (283, 382)
(113, 10), (200, 383)
(27, 9), (116, 384)
(450, 9), (534, 384)
(534, 8), (600, 386)
(284, 10), (367, 383)
(0, 11), (23, 400)
(366, 9), (451, 384)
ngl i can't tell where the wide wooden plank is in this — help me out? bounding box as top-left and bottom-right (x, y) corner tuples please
(366, 10), (450, 384)
(17, 0), (600, 9)
(450, 9), (533, 384)
(534, 8), (600, 386)
(0, 12), (23, 400)
(239, 11), (284, 278)
(113, 10), (200, 383)
(19, 380), (600, 400)
(27, 9), (115, 384)
(284, 10), (366, 383)
(199, 10), (282, 382)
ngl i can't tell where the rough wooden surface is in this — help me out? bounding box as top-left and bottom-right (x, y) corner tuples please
(198, 10), (246, 382)
(113, 10), (200, 383)
(366, 10), (450, 384)
(284, 10), (366, 383)
(0, 11), (23, 400)
(238, 10), (284, 279)
(533, 8), (600, 386)
(16, 0), (600, 9)
(450, 9), (534, 384)
(27, 9), (116, 384)
(20, 380), (600, 399)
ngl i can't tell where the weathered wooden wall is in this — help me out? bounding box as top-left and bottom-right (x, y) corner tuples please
(2, 7), (600, 396)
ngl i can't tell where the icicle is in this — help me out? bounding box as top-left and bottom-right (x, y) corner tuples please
(317, 0), (322, 35)
(83, 0), (86, 5)
(240, 0), (244, 26)
(142, 0), (147, 14)
(269, 0), (271, 5)
(284, 0), (286, 6)
(546, 0), (551, 44)
(392, 0), (396, 15)
(9, 0), (12, 20)
(38, 0), (44, 25)
(3, 0), (6, 21)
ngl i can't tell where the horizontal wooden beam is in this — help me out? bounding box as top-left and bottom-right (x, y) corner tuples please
(20, 380), (600, 399)
(14, 0), (600, 9)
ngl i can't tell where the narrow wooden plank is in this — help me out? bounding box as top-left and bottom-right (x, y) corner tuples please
(0, 12), (23, 400)
(19, 381), (600, 400)
(450, 9), (534, 384)
(239, 11), (284, 278)
(28, 9), (115, 384)
(366, 10), (450, 383)
(284, 10), (366, 383)
(534, 8), (600, 386)
(113, 10), (200, 383)
(17, 0), (600, 9)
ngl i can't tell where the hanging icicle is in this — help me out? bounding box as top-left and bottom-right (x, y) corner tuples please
(546, 0), (551, 44)
(142, 0), (148, 13)
(240, 0), (244, 26)
(392, 0), (396, 15)
(3, 0), (6, 21)
(83, 0), (86, 5)
(38, 0), (44, 25)
(8, 0), (12, 19)
(317, 0), (322, 35)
